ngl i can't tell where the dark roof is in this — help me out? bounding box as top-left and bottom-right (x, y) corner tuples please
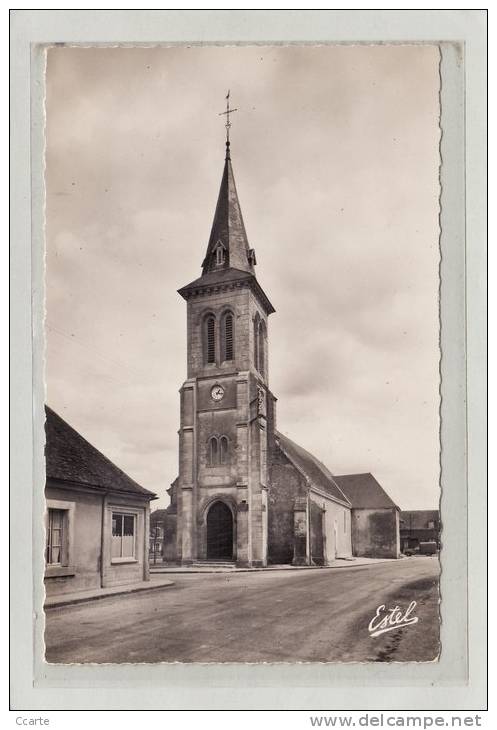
(202, 152), (254, 276)
(178, 266), (275, 316)
(150, 509), (168, 524)
(179, 266), (253, 292)
(45, 406), (157, 499)
(275, 431), (351, 506)
(400, 510), (440, 529)
(334, 473), (399, 510)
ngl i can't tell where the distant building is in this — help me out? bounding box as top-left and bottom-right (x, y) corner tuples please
(44, 406), (157, 598)
(162, 479), (178, 563)
(149, 508), (166, 562)
(334, 474), (401, 559)
(399, 510), (440, 552)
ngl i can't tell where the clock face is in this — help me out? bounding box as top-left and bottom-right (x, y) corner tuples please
(211, 384), (225, 402)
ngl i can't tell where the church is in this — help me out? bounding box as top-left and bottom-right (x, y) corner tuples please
(165, 124), (400, 568)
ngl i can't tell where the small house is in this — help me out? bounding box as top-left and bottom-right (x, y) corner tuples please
(44, 406), (157, 599)
(334, 473), (401, 559)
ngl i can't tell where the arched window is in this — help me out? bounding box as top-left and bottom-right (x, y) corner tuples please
(258, 320), (266, 377)
(204, 314), (216, 364)
(219, 436), (229, 464)
(253, 314), (260, 371)
(222, 311), (234, 361)
(208, 437), (218, 465)
(208, 435), (229, 466)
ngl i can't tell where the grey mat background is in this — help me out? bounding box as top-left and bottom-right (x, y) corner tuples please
(10, 10), (486, 710)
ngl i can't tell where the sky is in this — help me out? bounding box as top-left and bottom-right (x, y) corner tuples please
(45, 44), (441, 510)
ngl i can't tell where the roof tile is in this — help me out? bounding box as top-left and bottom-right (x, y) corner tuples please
(334, 473), (399, 510)
(275, 431), (351, 505)
(45, 406), (156, 499)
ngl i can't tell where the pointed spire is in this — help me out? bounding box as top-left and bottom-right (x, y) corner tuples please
(201, 146), (256, 276)
(178, 97), (273, 315)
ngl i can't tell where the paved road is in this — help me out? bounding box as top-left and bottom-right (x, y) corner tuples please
(45, 557), (440, 663)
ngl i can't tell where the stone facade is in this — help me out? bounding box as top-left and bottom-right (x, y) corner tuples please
(334, 473), (401, 559)
(176, 282), (272, 567)
(350, 508), (400, 559)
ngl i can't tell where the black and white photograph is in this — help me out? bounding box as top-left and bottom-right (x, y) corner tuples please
(42, 43), (443, 665)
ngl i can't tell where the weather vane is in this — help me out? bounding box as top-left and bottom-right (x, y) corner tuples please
(219, 90), (238, 146)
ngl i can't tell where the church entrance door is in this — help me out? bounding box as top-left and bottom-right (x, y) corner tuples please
(206, 501), (234, 560)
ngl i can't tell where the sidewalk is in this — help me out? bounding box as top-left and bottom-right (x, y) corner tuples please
(149, 556), (401, 574)
(45, 574), (175, 609)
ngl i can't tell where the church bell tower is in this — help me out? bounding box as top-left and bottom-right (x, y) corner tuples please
(176, 105), (275, 567)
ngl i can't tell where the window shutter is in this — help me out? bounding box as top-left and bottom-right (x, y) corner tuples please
(258, 321), (265, 377)
(206, 316), (215, 363)
(225, 313), (233, 360)
(254, 317), (259, 370)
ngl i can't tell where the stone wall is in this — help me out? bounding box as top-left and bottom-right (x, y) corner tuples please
(267, 450), (305, 564)
(351, 508), (400, 558)
(309, 499), (325, 565)
(163, 510), (178, 563)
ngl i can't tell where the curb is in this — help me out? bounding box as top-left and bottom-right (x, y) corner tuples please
(45, 579), (175, 609)
(149, 559), (398, 575)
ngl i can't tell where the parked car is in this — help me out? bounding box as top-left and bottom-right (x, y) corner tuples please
(419, 540), (438, 555)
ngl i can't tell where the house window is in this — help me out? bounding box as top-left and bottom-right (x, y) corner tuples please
(344, 511), (347, 533)
(46, 508), (65, 565)
(223, 312), (234, 361)
(45, 500), (75, 576)
(112, 512), (136, 560)
(205, 315), (216, 364)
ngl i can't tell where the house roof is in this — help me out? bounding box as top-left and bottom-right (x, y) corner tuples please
(275, 431), (351, 506)
(399, 510), (440, 529)
(45, 406), (157, 499)
(333, 473), (399, 510)
(150, 509), (168, 524)
(179, 266), (253, 292)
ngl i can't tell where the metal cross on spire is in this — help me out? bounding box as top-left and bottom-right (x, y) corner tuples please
(219, 90), (238, 153)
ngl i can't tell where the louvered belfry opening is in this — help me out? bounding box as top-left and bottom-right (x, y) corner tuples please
(258, 320), (266, 377)
(224, 312), (233, 360)
(253, 314), (260, 369)
(205, 315), (216, 364)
